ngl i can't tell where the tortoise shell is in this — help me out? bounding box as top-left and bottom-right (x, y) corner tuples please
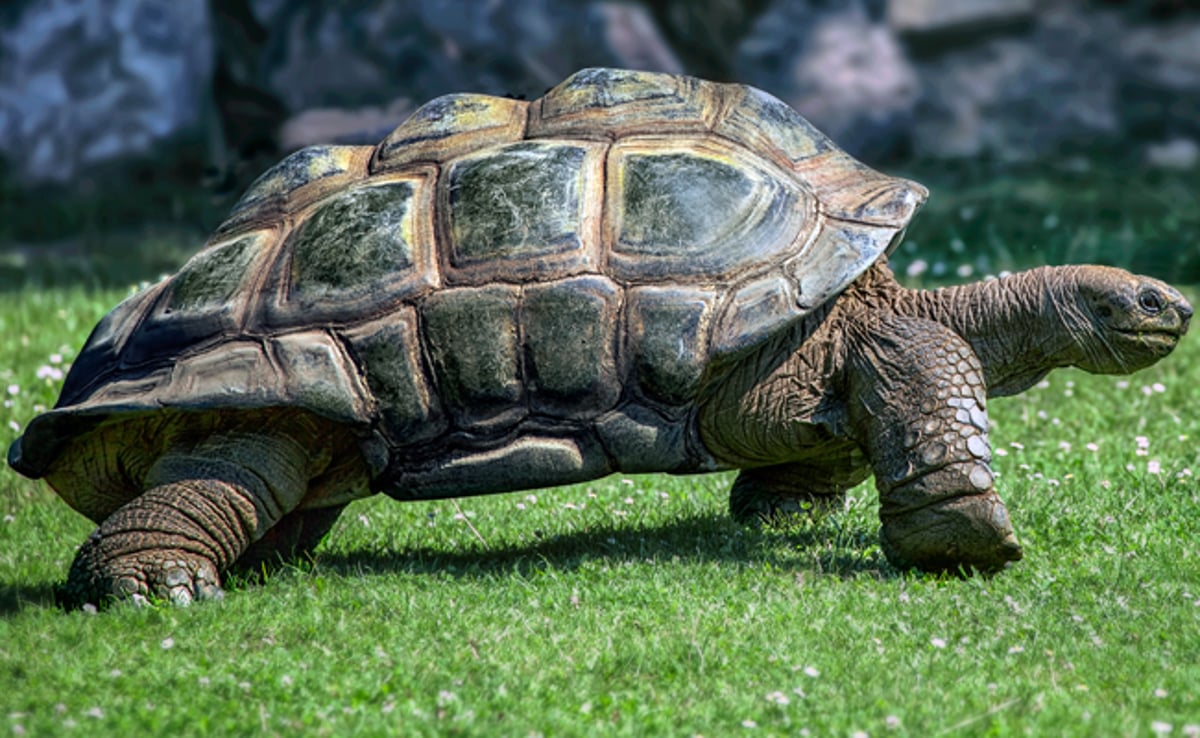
(10, 68), (926, 496)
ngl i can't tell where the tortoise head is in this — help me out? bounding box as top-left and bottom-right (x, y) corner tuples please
(1067, 265), (1192, 374)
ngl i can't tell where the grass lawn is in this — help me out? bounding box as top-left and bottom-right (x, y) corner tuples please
(1, 160), (1198, 736)
(2, 287), (1197, 737)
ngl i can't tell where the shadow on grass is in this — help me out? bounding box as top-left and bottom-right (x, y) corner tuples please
(311, 512), (894, 584)
(0, 513), (892, 615)
(0, 582), (58, 615)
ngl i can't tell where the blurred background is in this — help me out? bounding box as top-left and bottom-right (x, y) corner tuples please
(0, 0), (1197, 289)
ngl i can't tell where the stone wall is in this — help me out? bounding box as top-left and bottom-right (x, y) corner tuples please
(1, 0), (1197, 185)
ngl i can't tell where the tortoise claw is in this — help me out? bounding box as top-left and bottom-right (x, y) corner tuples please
(58, 532), (225, 610)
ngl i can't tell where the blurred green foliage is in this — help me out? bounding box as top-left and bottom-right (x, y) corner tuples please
(895, 158), (1200, 284)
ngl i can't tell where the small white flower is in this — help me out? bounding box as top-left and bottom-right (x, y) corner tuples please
(742, 719), (758, 728)
(931, 637), (947, 649)
(906, 259), (928, 278)
(1148, 460), (1162, 475)
(1151, 721), (1172, 736)
(1086, 443), (1099, 452)
(5, 384), (17, 396)
(765, 691), (790, 705)
(1153, 383), (1166, 393)
(803, 666), (820, 678)
(36, 365), (63, 381)
(161, 637), (174, 650)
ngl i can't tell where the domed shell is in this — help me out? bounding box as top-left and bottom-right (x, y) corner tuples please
(9, 67), (927, 481)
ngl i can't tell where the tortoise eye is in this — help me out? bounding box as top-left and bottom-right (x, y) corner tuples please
(1138, 289), (1165, 315)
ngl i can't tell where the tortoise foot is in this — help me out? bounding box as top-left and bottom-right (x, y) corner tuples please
(880, 490), (1023, 575)
(728, 466), (850, 526)
(58, 529), (224, 610)
(732, 492), (841, 526)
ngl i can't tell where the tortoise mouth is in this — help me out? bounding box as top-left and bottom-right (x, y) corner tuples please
(1113, 327), (1183, 356)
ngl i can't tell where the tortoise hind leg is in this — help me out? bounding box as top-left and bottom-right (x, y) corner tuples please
(231, 503), (348, 577)
(729, 460), (870, 525)
(57, 413), (329, 609)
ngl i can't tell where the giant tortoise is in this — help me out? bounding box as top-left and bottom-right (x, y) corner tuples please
(8, 68), (1192, 607)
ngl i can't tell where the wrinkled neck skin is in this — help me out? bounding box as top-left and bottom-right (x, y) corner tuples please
(905, 265), (1085, 396)
(698, 263), (1086, 467)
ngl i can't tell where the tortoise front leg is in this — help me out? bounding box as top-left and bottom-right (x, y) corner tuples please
(849, 318), (1023, 574)
(58, 419), (322, 609)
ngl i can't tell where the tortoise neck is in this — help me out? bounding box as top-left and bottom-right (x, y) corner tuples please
(907, 266), (1083, 396)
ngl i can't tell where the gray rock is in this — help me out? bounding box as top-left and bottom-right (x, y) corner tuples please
(911, 6), (1121, 160)
(736, 3), (918, 162)
(254, 0), (666, 118)
(592, 2), (683, 75)
(888, 0), (1034, 36)
(1119, 19), (1200, 140)
(0, 0), (213, 183)
(1144, 137), (1199, 170)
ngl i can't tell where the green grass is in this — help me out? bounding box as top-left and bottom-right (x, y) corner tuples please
(1, 282), (1198, 737)
(1, 156), (1198, 736)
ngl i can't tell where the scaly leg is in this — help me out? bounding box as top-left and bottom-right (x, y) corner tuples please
(849, 318), (1023, 574)
(57, 413), (327, 608)
(728, 458), (870, 524)
(232, 503), (348, 576)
